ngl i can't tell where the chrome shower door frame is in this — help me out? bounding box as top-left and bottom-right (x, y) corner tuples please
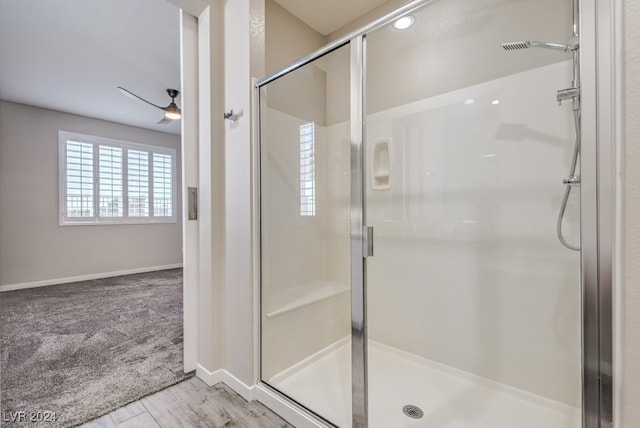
(349, 35), (367, 428)
(253, 0), (615, 426)
(580, 0), (617, 426)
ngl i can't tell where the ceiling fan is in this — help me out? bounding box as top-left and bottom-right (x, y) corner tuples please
(117, 86), (182, 124)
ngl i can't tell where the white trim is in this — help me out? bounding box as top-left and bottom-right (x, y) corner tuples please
(0, 263), (183, 292)
(195, 366), (256, 402)
(195, 364), (225, 386)
(165, 0), (220, 392)
(253, 384), (331, 428)
(221, 370), (256, 402)
(59, 219), (178, 226)
(196, 1), (226, 373)
(179, 8), (199, 375)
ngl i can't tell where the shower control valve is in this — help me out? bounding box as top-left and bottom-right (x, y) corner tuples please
(563, 176), (581, 186)
(557, 87), (580, 107)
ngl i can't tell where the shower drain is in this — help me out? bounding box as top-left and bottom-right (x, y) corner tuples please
(402, 404), (424, 419)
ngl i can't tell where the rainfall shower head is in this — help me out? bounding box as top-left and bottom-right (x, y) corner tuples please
(501, 40), (579, 52)
(501, 41), (531, 51)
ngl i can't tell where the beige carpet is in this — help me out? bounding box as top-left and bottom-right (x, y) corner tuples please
(0, 269), (192, 427)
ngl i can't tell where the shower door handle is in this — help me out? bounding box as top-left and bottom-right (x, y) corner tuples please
(363, 226), (374, 258)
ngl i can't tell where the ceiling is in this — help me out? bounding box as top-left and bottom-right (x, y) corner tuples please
(0, 0), (181, 135)
(0, 0), (396, 135)
(273, 0), (390, 35)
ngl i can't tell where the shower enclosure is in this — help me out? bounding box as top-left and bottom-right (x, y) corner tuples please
(255, 0), (610, 427)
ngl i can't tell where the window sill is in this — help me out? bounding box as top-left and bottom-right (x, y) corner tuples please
(59, 218), (177, 226)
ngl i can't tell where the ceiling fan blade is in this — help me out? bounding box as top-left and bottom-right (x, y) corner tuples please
(157, 116), (173, 125)
(117, 86), (163, 110)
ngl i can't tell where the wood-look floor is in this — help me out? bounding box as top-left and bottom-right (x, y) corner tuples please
(80, 377), (294, 428)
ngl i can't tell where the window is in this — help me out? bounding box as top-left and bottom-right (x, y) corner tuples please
(127, 149), (149, 217)
(153, 153), (173, 217)
(299, 123), (315, 216)
(65, 141), (94, 218)
(59, 131), (176, 225)
(98, 145), (123, 217)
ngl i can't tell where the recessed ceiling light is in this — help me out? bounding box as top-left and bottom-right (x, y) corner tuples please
(492, 100), (500, 105)
(464, 99), (475, 105)
(393, 16), (414, 30)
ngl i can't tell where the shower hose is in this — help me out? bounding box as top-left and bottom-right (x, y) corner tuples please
(557, 108), (581, 251)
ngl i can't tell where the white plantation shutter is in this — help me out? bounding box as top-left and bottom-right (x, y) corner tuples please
(299, 123), (315, 216)
(127, 149), (149, 217)
(153, 153), (173, 217)
(60, 131), (175, 224)
(98, 145), (123, 217)
(65, 141), (94, 217)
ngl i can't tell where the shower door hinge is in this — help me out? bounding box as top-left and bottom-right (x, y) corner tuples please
(363, 226), (374, 258)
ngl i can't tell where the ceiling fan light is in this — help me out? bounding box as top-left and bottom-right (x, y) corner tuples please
(164, 103), (181, 120)
(165, 110), (181, 120)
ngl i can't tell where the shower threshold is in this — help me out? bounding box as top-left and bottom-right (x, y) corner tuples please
(268, 339), (581, 428)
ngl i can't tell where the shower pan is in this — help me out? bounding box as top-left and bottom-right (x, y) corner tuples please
(255, 0), (612, 427)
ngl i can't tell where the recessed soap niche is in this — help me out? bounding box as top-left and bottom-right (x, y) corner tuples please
(371, 138), (391, 190)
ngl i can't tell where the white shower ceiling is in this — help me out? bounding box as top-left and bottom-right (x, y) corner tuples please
(0, 0), (181, 135)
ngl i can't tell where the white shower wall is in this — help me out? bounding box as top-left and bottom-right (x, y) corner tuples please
(356, 59), (581, 406)
(263, 60), (580, 407)
(261, 107), (351, 379)
(262, 108), (328, 293)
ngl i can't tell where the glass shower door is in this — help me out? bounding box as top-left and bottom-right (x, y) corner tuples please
(259, 43), (353, 427)
(363, 1), (581, 427)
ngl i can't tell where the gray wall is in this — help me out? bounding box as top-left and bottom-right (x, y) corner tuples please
(265, 0), (325, 75)
(0, 100), (182, 287)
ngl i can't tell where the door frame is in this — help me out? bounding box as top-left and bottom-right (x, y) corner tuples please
(169, 0), (226, 376)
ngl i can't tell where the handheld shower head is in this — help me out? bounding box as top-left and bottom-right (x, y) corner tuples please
(501, 40), (579, 52)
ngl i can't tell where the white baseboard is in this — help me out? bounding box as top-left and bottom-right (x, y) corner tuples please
(195, 364), (225, 386)
(195, 365), (255, 402)
(221, 370), (256, 402)
(0, 263), (183, 292)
